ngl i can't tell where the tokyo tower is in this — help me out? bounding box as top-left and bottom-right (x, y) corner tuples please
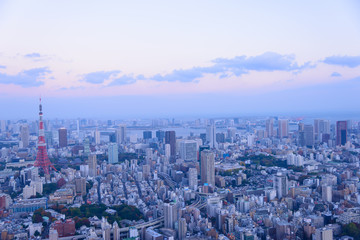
(34, 98), (57, 174)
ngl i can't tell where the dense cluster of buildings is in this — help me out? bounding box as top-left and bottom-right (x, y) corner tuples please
(0, 115), (360, 239)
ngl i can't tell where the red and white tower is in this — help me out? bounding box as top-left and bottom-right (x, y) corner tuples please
(34, 98), (56, 174)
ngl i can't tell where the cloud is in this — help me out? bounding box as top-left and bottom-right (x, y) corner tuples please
(213, 52), (300, 72)
(152, 68), (204, 82)
(82, 52), (314, 86)
(331, 72), (342, 77)
(150, 52), (309, 83)
(323, 55), (360, 68)
(108, 75), (138, 86)
(82, 71), (120, 84)
(0, 65), (6, 69)
(24, 53), (42, 58)
(0, 67), (50, 87)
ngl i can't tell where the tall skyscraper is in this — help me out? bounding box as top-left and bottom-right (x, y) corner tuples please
(188, 168), (198, 190)
(0, 120), (6, 133)
(200, 150), (215, 187)
(266, 118), (274, 138)
(20, 124), (30, 148)
(108, 143), (118, 164)
(304, 124), (314, 147)
(165, 131), (176, 157)
(143, 131), (152, 140)
(88, 154), (97, 177)
(94, 128), (100, 145)
(116, 124), (126, 144)
(156, 130), (165, 142)
(75, 177), (86, 196)
(319, 120), (330, 134)
(58, 128), (68, 148)
(178, 218), (187, 240)
(315, 119), (331, 143)
(180, 140), (198, 162)
(206, 124), (217, 148)
(274, 173), (288, 199)
(164, 202), (177, 229)
(336, 121), (347, 146)
(278, 119), (289, 139)
(45, 131), (53, 147)
(322, 185), (332, 202)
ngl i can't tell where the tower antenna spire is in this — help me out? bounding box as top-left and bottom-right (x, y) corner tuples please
(34, 97), (57, 175)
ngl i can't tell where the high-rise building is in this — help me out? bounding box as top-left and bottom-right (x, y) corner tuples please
(75, 177), (86, 196)
(113, 222), (119, 240)
(164, 202), (177, 229)
(278, 119), (289, 139)
(206, 124), (217, 149)
(88, 154), (97, 177)
(322, 185), (332, 202)
(156, 130), (165, 142)
(143, 131), (152, 140)
(178, 218), (187, 240)
(23, 185), (36, 199)
(45, 131), (53, 147)
(304, 124), (314, 147)
(315, 119), (331, 143)
(266, 118), (274, 138)
(0, 120), (6, 133)
(165, 131), (176, 157)
(58, 128), (68, 148)
(165, 144), (171, 160)
(116, 125), (126, 144)
(315, 227), (333, 240)
(180, 140), (198, 162)
(20, 124), (30, 148)
(336, 121), (347, 146)
(188, 168), (198, 190)
(274, 173), (288, 199)
(216, 133), (225, 143)
(200, 150), (215, 187)
(108, 143), (118, 164)
(94, 129), (100, 145)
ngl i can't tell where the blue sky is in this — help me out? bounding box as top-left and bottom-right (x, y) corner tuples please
(0, 0), (359, 119)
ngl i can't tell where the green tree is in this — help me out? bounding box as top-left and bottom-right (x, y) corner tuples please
(343, 223), (360, 240)
(34, 230), (40, 237)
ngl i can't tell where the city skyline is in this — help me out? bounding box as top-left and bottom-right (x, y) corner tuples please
(1, 0), (360, 118)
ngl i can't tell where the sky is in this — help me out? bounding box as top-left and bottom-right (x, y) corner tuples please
(0, 0), (360, 119)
